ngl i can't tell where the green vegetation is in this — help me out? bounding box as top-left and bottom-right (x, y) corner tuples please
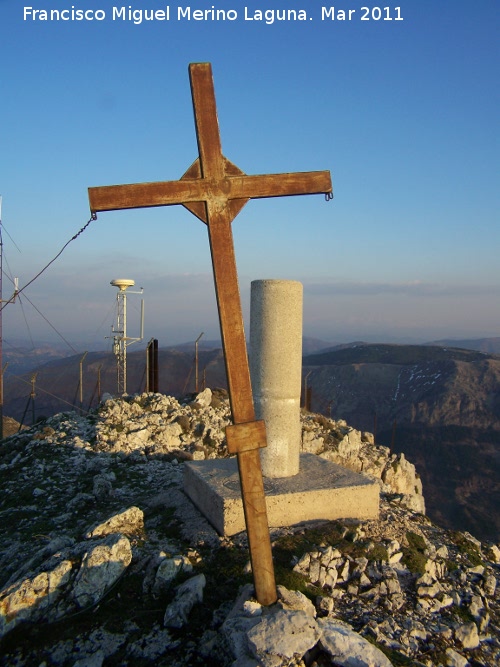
(449, 531), (484, 567)
(402, 531), (427, 575)
(451, 603), (475, 624)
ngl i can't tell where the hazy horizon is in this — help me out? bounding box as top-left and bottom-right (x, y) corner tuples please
(5, 328), (500, 359)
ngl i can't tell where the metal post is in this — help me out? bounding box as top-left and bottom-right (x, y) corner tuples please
(303, 370), (312, 409)
(146, 338), (153, 392)
(79, 351), (87, 413)
(306, 385), (312, 412)
(97, 364), (102, 404)
(195, 331), (204, 393)
(153, 338), (159, 392)
(146, 338), (159, 392)
(30, 372), (37, 425)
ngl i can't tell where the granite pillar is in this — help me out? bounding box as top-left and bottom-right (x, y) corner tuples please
(250, 279), (303, 478)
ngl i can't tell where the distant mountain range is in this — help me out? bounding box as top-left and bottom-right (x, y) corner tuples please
(426, 337), (500, 355)
(3, 335), (335, 376)
(3, 337), (500, 541)
(302, 342), (500, 543)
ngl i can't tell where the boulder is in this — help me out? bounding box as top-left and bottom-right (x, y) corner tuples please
(247, 609), (321, 667)
(318, 618), (394, 667)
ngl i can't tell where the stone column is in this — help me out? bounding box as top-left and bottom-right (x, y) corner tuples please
(250, 279), (303, 478)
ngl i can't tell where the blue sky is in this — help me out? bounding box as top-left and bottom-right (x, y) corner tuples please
(1, 0), (498, 351)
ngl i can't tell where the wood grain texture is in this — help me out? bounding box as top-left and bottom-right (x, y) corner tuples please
(226, 420), (267, 454)
(88, 61), (333, 605)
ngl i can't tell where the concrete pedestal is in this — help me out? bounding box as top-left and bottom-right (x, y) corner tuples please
(250, 279), (303, 478)
(183, 453), (379, 536)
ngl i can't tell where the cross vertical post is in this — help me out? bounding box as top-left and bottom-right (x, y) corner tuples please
(88, 62), (332, 605)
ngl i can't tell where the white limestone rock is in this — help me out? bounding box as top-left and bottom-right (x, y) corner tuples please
(222, 613), (262, 665)
(72, 534), (132, 610)
(243, 600), (263, 617)
(337, 428), (364, 458)
(445, 647), (469, 667)
(488, 544), (500, 563)
(318, 618), (394, 667)
(483, 573), (497, 597)
(276, 585), (316, 617)
(193, 388), (213, 408)
(163, 573), (206, 628)
(301, 429), (324, 454)
(454, 621), (480, 649)
(153, 555), (193, 596)
(247, 609), (321, 667)
(0, 556), (73, 638)
(382, 454), (424, 497)
(157, 422), (183, 449)
(85, 506), (144, 538)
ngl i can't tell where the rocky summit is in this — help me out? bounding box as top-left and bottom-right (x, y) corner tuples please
(0, 389), (499, 666)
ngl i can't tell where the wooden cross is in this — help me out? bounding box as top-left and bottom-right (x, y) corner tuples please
(88, 63), (332, 605)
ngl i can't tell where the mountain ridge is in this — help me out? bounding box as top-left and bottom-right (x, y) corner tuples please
(3, 339), (500, 542)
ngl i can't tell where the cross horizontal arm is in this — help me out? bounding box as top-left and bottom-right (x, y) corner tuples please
(244, 171), (331, 199)
(88, 170), (332, 213)
(88, 180), (206, 213)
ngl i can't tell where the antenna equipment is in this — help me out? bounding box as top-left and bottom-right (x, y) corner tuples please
(108, 278), (144, 394)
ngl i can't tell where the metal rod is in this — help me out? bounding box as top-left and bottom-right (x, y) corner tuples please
(30, 372), (37, 425)
(97, 364), (102, 404)
(153, 338), (159, 392)
(79, 351), (88, 413)
(195, 331), (204, 393)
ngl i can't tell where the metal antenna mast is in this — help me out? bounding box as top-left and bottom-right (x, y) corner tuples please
(109, 279), (144, 395)
(0, 197), (19, 439)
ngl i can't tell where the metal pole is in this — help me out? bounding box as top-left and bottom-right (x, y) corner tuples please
(122, 289), (127, 393)
(195, 331), (204, 393)
(79, 351), (87, 413)
(146, 338), (153, 392)
(30, 372), (37, 425)
(97, 364), (102, 404)
(306, 385), (312, 412)
(303, 370), (312, 408)
(153, 339), (159, 392)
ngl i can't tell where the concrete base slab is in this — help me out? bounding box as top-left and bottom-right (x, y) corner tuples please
(183, 453), (379, 536)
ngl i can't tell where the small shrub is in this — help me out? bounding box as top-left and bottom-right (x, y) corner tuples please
(449, 531), (484, 567)
(368, 544), (389, 563)
(402, 531), (427, 575)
